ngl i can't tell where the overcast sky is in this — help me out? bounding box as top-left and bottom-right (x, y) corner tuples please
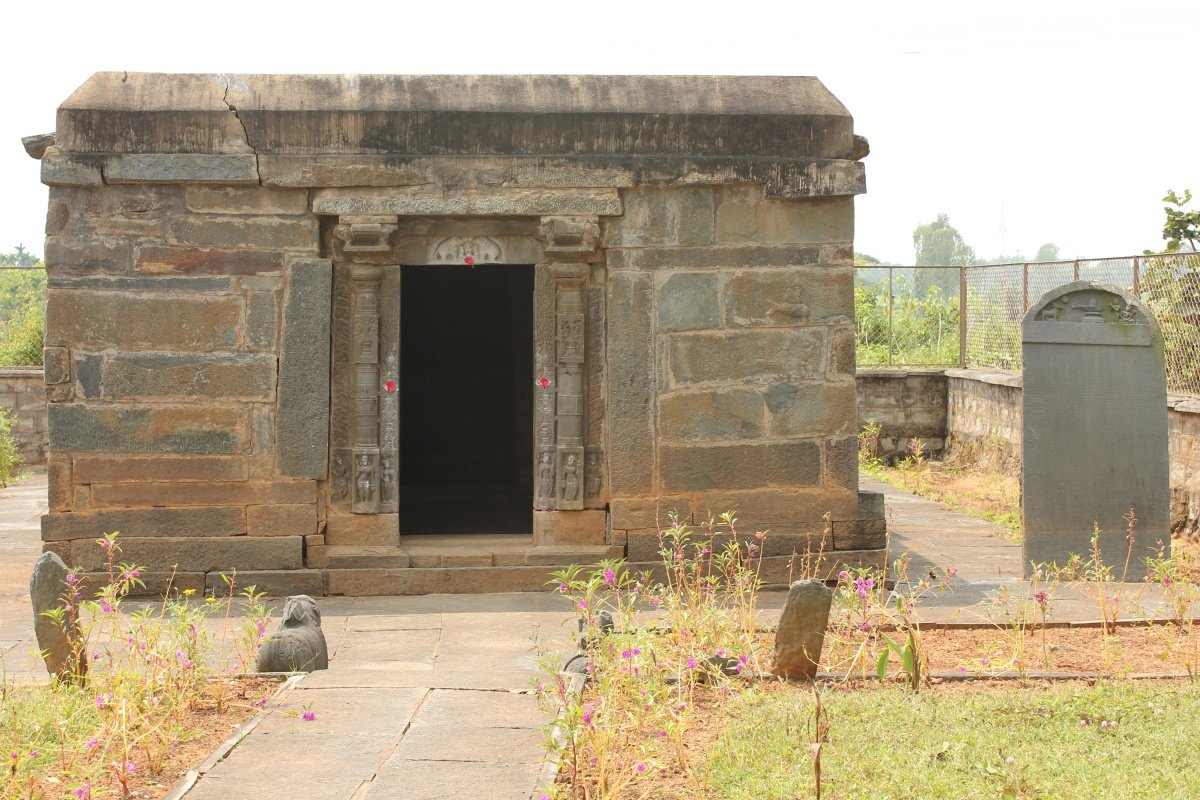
(3, 0), (1197, 264)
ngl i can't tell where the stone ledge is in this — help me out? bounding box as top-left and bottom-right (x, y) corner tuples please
(311, 187), (622, 217)
(944, 367), (1023, 388)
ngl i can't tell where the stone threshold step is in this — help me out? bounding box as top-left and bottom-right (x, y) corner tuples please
(308, 541), (622, 570)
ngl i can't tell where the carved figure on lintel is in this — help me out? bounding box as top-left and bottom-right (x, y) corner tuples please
(537, 451), (555, 504)
(561, 454), (580, 502)
(1038, 299), (1068, 321)
(1111, 300), (1138, 324)
(332, 455), (350, 501)
(355, 455), (374, 503)
(380, 456), (395, 504)
(1071, 296), (1104, 322)
(585, 452), (602, 500)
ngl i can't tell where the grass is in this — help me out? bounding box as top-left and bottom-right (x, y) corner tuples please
(3, 534), (280, 800)
(710, 680), (1200, 799)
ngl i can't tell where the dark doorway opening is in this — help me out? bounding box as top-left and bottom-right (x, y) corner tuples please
(399, 264), (534, 534)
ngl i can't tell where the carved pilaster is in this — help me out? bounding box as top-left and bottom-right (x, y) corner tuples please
(332, 217), (398, 515)
(538, 216), (601, 512)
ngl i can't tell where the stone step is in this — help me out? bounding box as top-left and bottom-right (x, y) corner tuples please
(310, 545), (412, 569)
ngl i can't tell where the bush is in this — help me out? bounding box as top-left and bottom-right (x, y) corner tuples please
(0, 407), (21, 486)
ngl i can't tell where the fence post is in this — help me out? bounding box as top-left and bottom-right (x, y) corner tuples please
(1022, 263), (1029, 310)
(1132, 255), (1140, 295)
(1073, 259), (1080, 282)
(958, 265), (967, 368)
(887, 267), (894, 367)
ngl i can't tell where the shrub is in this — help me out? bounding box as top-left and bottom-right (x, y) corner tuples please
(0, 406), (21, 486)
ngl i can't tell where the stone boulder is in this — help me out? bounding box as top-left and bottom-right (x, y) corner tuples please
(30, 552), (86, 682)
(773, 579), (833, 680)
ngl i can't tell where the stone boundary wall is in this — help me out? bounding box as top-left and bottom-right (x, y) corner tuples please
(855, 368), (947, 463)
(0, 369), (47, 466)
(857, 367), (1200, 538)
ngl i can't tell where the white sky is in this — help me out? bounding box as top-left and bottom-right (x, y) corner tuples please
(3, 0), (1198, 264)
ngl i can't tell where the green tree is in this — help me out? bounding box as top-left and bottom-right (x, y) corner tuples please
(1160, 190), (1199, 252)
(1034, 243), (1062, 262)
(913, 214), (975, 266)
(0, 249), (46, 367)
(0, 245), (39, 268)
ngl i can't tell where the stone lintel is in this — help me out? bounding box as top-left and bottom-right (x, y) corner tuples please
(104, 154), (260, 184)
(313, 187), (622, 217)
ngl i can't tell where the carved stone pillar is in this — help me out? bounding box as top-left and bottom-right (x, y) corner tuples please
(536, 216), (602, 513)
(331, 217), (399, 515)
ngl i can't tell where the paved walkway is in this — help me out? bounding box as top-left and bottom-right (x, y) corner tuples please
(0, 472), (1177, 798)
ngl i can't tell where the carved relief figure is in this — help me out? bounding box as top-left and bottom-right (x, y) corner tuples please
(561, 454), (579, 502)
(355, 455), (374, 503)
(585, 452), (601, 500)
(537, 451), (555, 503)
(559, 318), (583, 361)
(379, 456), (395, 503)
(332, 455), (349, 501)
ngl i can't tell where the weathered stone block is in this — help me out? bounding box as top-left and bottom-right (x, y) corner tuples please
(831, 518), (886, 551)
(44, 347), (71, 384)
(277, 259), (332, 478)
(41, 506), (245, 541)
(715, 190), (852, 244)
(100, 353), (277, 400)
(244, 292), (278, 350)
(609, 496), (693, 530)
(607, 244), (823, 271)
(44, 238), (134, 274)
(41, 150), (104, 186)
(49, 405), (247, 454)
(170, 216), (319, 251)
(80, 571), (206, 598)
(105, 154), (260, 184)
(602, 187), (714, 248)
(607, 271), (656, 495)
(532, 509), (607, 546)
(47, 291), (240, 350)
(91, 480), (315, 508)
(325, 513), (399, 547)
(764, 382), (856, 438)
(135, 246), (285, 276)
(185, 186), (309, 215)
(828, 324), (856, 378)
(659, 389), (764, 440)
(73, 455), (248, 484)
(247, 504), (318, 537)
(660, 441), (821, 491)
(209, 570), (324, 598)
(824, 436), (859, 492)
(74, 355), (101, 399)
(68, 536), (303, 572)
(723, 267), (852, 327)
(47, 458), (72, 512)
(657, 272), (720, 332)
(668, 329), (825, 386)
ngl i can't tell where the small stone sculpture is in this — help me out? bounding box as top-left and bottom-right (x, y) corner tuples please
(256, 595), (329, 673)
(773, 579), (833, 680)
(30, 552), (86, 682)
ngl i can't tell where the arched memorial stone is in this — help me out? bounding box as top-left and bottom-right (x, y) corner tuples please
(1021, 281), (1169, 579)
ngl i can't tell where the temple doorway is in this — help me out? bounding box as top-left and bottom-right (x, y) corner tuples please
(398, 263), (535, 534)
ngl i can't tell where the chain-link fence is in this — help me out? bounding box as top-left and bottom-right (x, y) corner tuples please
(857, 254), (1200, 396)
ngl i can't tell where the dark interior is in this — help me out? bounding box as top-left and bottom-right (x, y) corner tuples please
(399, 264), (534, 534)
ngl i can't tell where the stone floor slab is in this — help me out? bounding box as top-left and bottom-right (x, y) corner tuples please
(363, 759), (543, 800)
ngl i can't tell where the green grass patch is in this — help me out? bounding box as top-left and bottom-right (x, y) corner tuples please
(709, 681), (1200, 799)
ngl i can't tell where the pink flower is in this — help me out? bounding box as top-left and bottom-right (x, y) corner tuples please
(302, 711), (316, 721)
(686, 657), (696, 669)
(635, 762), (646, 773)
(603, 568), (616, 587)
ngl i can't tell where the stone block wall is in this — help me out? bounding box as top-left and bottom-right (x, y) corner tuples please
(855, 368), (947, 462)
(0, 369), (48, 465)
(41, 181), (323, 595)
(944, 368), (1023, 475)
(606, 187), (880, 558)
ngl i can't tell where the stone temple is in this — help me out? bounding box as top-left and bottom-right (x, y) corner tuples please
(31, 73), (883, 595)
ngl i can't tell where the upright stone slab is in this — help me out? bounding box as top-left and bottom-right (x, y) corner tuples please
(1022, 281), (1169, 579)
(30, 552), (85, 681)
(773, 578), (832, 680)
